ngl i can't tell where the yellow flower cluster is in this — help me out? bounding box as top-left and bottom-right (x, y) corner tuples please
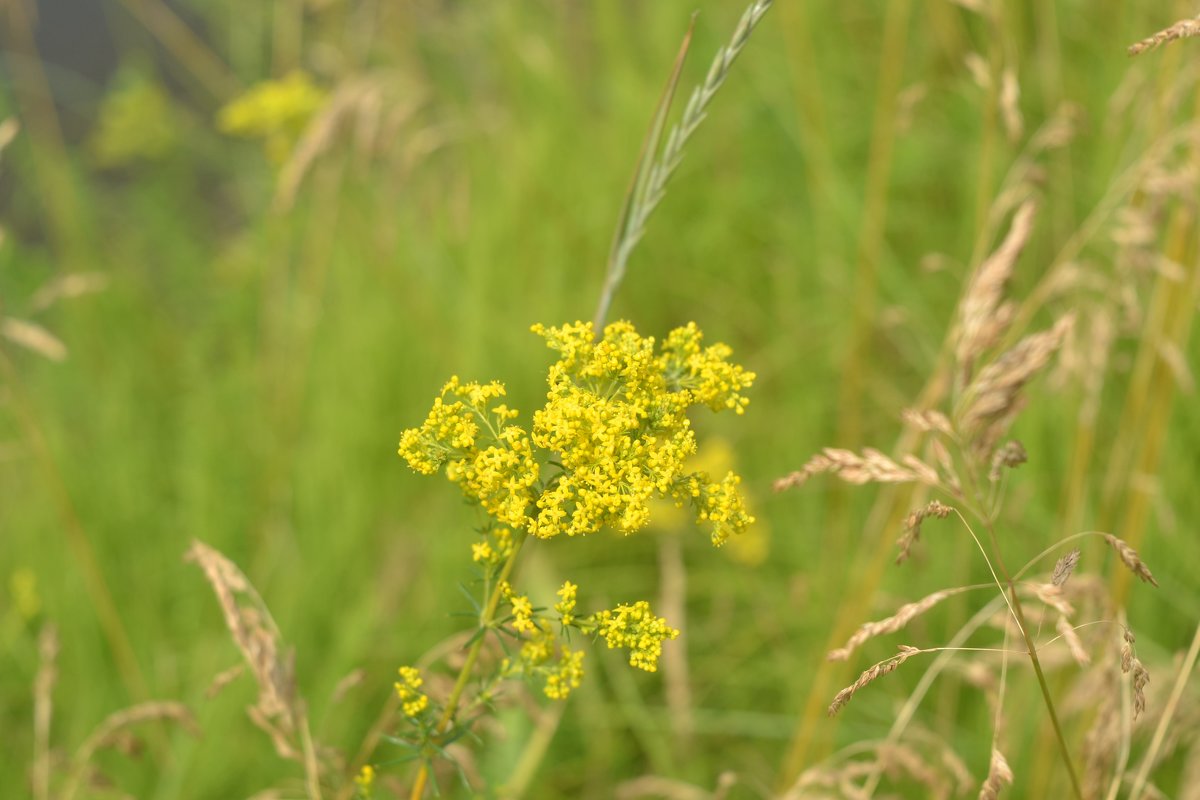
(498, 620), (586, 700)
(394, 666), (430, 718)
(398, 321), (755, 546)
(544, 647), (585, 700)
(502, 582), (536, 634)
(592, 601), (680, 672)
(354, 764), (375, 798)
(216, 71), (326, 162)
(399, 378), (539, 528)
(678, 471), (756, 547)
(554, 581), (578, 627)
(471, 526), (515, 567)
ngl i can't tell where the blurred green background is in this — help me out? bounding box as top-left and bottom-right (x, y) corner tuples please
(2, 1), (1198, 797)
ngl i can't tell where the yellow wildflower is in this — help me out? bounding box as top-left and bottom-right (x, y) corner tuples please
(394, 665), (429, 718)
(400, 378), (538, 527)
(354, 764), (375, 798)
(554, 581), (578, 626)
(216, 71), (326, 162)
(592, 601), (679, 672)
(543, 646), (585, 700)
(400, 321), (755, 545)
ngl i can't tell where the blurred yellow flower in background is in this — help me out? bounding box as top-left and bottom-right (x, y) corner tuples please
(217, 71), (326, 163)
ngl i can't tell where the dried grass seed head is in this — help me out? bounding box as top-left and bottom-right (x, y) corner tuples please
(960, 315), (1073, 454)
(1104, 533), (1159, 587)
(955, 201), (1037, 383)
(978, 749), (1014, 800)
(1129, 15), (1200, 56)
(829, 585), (967, 661)
(828, 645), (920, 716)
(896, 500), (954, 564)
(988, 440), (1027, 481)
(1051, 548), (1082, 587)
(775, 447), (941, 491)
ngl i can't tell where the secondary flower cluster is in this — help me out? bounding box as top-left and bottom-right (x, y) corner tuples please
(498, 581), (678, 699)
(399, 320), (756, 545)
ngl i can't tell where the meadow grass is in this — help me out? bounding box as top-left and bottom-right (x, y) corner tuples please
(1, 1), (1199, 797)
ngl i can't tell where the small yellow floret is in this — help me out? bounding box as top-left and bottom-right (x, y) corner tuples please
(554, 581), (578, 626)
(394, 665), (430, 718)
(355, 764), (375, 797)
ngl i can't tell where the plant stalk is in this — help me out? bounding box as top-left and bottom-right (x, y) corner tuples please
(986, 524), (1083, 800)
(409, 531), (529, 800)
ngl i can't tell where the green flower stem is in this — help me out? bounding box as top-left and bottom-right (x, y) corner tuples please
(410, 529), (529, 800)
(956, 454), (1082, 800)
(989, 526), (1083, 800)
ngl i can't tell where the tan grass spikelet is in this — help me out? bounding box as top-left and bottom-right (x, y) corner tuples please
(1056, 616), (1091, 667)
(1051, 548), (1082, 587)
(775, 448), (941, 491)
(1030, 582), (1075, 618)
(829, 585), (970, 661)
(987, 440), (1027, 481)
(977, 748), (1013, 800)
(896, 500), (954, 564)
(1103, 533), (1159, 587)
(28, 272), (109, 313)
(828, 645), (921, 716)
(999, 68), (1023, 143)
(1129, 15), (1200, 56)
(1, 318), (68, 361)
(959, 315), (1074, 453)
(901, 408), (953, 435)
(185, 540), (311, 764)
(956, 201), (1037, 383)
(33, 624), (58, 800)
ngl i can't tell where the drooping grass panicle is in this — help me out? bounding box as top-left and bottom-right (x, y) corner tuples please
(901, 407), (953, 435)
(774, 447), (941, 491)
(1103, 533), (1159, 587)
(1128, 15), (1200, 56)
(958, 315), (1074, 454)
(828, 585), (974, 662)
(978, 748), (1014, 800)
(828, 645), (921, 716)
(1119, 627), (1151, 722)
(988, 440), (1027, 481)
(594, 0), (773, 330)
(1051, 548), (1082, 587)
(956, 200), (1037, 384)
(185, 539), (321, 795)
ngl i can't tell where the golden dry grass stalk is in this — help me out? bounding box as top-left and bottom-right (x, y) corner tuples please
(978, 748), (1013, 800)
(1103, 533), (1159, 587)
(828, 645), (921, 716)
(1129, 16), (1200, 56)
(828, 584), (969, 661)
(774, 447), (940, 491)
(896, 500), (954, 564)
